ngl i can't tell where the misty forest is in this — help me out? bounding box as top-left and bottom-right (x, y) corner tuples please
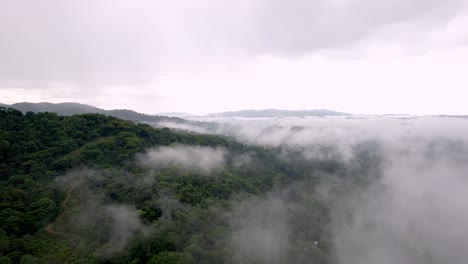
(2, 104), (468, 264)
(2, 0), (468, 262)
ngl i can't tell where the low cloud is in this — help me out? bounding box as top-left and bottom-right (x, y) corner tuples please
(231, 153), (253, 168)
(228, 183), (331, 264)
(190, 115), (468, 263)
(138, 145), (226, 173)
(152, 121), (211, 134)
(54, 116), (468, 263)
(331, 155), (468, 264)
(191, 116), (468, 162)
(54, 169), (151, 258)
(101, 204), (150, 256)
(230, 194), (289, 263)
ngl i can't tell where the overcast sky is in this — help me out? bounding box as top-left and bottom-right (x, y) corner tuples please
(1, 0), (468, 115)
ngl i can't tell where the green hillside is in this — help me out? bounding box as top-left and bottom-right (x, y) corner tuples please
(0, 107), (379, 263)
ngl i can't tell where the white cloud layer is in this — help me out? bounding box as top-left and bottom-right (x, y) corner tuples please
(199, 115), (468, 263)
(138, 145), (226, 173)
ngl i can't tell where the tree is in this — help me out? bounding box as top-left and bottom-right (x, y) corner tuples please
(148, 252), (194, 264)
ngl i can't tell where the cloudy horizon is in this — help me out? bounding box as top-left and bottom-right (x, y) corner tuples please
(1, 0), (468, 115)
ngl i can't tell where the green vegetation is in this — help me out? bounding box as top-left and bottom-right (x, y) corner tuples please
(0, 107), (379, 263)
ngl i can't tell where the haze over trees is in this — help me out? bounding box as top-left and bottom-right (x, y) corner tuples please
(1, 0), (467, 263)
(0, 107), (342, 263)
(2, 105), (468, 263)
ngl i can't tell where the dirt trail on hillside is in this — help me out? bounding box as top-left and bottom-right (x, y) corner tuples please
(45, 181), (83, 263)
(46, 181), (80, 235)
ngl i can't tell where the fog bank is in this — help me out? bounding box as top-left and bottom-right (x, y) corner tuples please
(138, 145), (226, 173)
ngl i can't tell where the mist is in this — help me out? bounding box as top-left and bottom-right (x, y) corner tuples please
(180, 115), (468, 263)
(3, 0), (468, 262)
(182, 116), (468, 160)
(331, 143), (468, 264)
(9, 108), (468, 263)
(54, 169), (152, 258)
(138, 145), (226, 173)
(230, 194), (289, 263)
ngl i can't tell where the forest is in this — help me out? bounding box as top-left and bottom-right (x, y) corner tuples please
(3, 106), (468, 264)
(1, 107), (380, 263)
(2, 0), (467, 263)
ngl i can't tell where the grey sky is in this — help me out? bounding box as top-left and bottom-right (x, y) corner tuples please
(1, 0), (468, 114)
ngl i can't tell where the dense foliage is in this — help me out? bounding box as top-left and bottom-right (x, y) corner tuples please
(0, 107), (379, 263)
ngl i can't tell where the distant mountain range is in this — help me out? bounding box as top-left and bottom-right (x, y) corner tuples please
(0, 102), (220, 131)
(209, 109), (351, 118)
(5, 102), (105, 115)
(2, 102), (350, 119)
(1, 102), (184, 122)
(4, 102), (465, 123)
